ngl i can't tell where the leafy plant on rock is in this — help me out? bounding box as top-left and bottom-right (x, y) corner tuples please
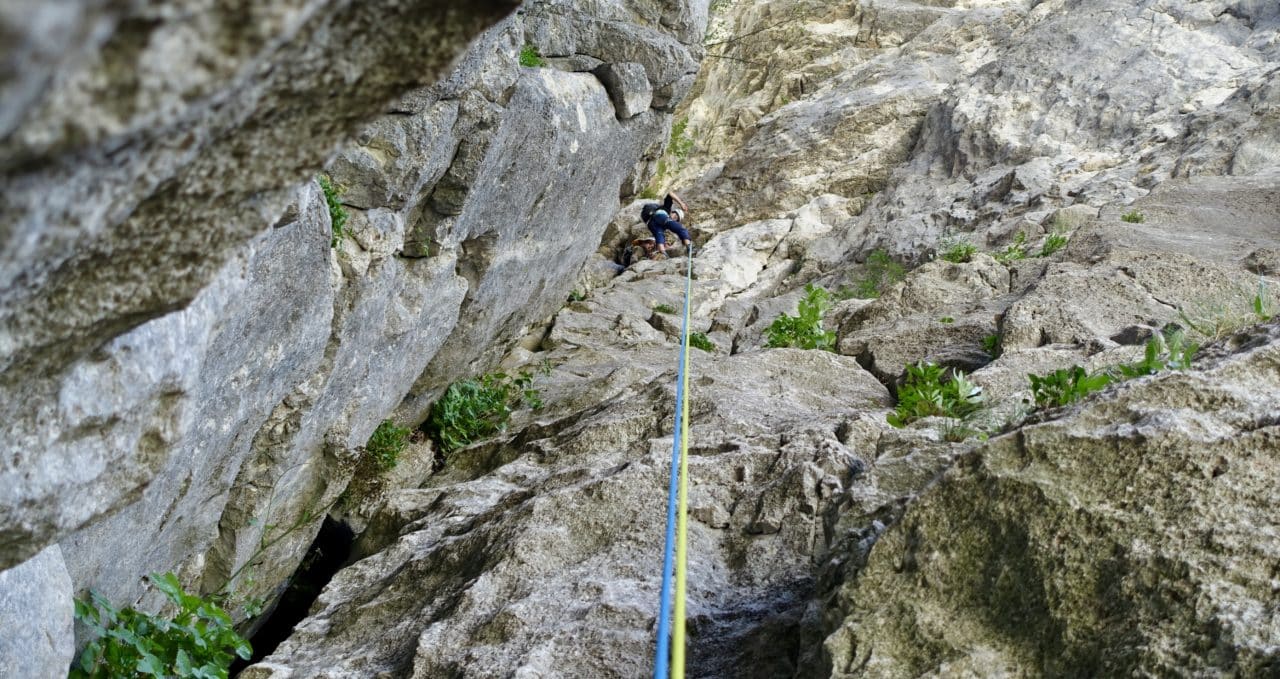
(654, 303), (677, 314)
(1121, 209), (1145, 224)
(766, 284), (836, 350)
(1028, 366), (1112, 408)
(939, 236), (977, 264)
(853, 249), (907, 298)
(1039, 230), (1069, 257)
(366, 419), (410, 471)
(1115, 331), (1198, 378)
(993, 231), (1028, 264)
(1252, 278), (1276, 323)
(427, 371), (543, 453)
(519, 45), (546, 67)
(1179, 280), (1278, 342)
(689, 331), (715, 352)
(318, 175), (348, 249)
(887, 362), (984, 429)
(981, 333), (1002, 359)
(72, 573), (251, 679)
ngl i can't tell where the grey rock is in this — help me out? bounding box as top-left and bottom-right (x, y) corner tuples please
(251, 345), (889, 677)
(0, 0), (524, 572)
(594, 62), (655, 119)
(58, 182), (335, 623)
(0, 545), (74, 678)
(3, 0), (706, 639)
(819, 322), (1280, 677)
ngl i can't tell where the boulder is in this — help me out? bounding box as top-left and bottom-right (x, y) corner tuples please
(594, 62), (654, 119)
(819, 322), (1280, 677)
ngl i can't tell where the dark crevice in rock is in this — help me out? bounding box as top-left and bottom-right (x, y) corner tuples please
(231, 517), (354, 676)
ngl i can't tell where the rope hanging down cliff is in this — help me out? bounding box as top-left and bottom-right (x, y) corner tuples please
(654, 244), (694, 679)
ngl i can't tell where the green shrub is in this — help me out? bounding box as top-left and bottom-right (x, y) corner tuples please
(366, 420), (410, 471)
(939, 316), (955, 324)
(519, 45), (546, 67)
(1028, 366), (1111, 408)
(654, 303), (677, 315)
(853, 250), (907, 298)
(766, 284), (836, 350)
(887, 362), (984, 428)
(1115, 331), (1198, 378)
(981, 333), (1001, 358)
(1121, 209), (1145, 224)
(427, 371), (542, 453)
(319, 175), (348, 248)
(993, 231), (1028, 264)
(939, 237), (977, 264)
(72, 573), (251, 679)
(568, 290), (586, 302)
(1038, 230), (1069, 257)
(688, 332), (715, 352)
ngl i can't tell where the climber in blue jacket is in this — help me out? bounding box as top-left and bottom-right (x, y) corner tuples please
(640, 192), (692, 257)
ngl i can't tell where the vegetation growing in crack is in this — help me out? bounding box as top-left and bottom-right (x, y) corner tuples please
(319, 175), (348, 249)
(1029, 366), (1112, 408)
(72, 574), (251, 679)
(519, 45), (546, 67)
(1121, 209), (1145, 223)
(654, 303), (677, 315)
(939, 235), (977, 264)
(993, 231), (1028, 264)
(366, 419), (411, 472)
(1038, 230), (1069, 257)
(766, 284), (836, 350)
(1029, 331), (1198, 409)
(850, 249), (907, 298)
(1115, 330), (1198, 377)
(887, 362), (984, 431)
(427, 371), (543, 453)
(982, 333), (1002, 358)
(689, 332), (715, 352)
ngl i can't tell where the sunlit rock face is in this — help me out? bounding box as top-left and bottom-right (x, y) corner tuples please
(1, 0), (703, 642)
(3, 0), (1279, 676)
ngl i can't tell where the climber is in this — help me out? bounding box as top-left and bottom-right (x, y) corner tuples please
(640, 192), (692, 257)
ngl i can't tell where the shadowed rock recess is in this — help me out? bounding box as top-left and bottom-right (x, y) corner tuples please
(1, 0), (1279, 677)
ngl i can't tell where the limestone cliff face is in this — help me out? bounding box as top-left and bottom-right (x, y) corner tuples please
(245, 1), (1278, 676)
(0, 0), (705, 672)
(0, 0), (520, 572)
(2, 0), (1279, 677)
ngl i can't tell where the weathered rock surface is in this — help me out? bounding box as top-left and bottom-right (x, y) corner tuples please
(0, 0), (523, 572)
(0, 545), (73, 678)
(0, 0), (706, 646)
(3, 0), (1279, 675)
(819, 321), (1280, 677)
(247, 257), (894, 676)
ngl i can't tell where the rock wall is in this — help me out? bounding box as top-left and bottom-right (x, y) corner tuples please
(2, 0), (1278, 676)
(0, 0), (706, 660)
(820, 320), (1280, 677)
(247, 0), (1279, 675)
(0, 0), (522, 573)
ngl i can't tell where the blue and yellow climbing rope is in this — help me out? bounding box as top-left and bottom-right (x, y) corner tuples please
(655, 245), (694, 679)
